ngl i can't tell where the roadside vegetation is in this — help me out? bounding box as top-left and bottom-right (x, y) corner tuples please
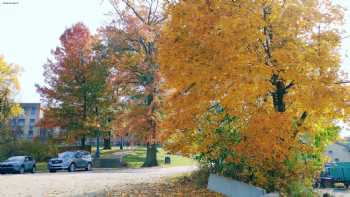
(0, 140), (57, 162)
(36, 162), (48, 172)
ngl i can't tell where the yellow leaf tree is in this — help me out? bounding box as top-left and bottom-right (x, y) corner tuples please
(0, 56), (21, 141)
(159, 0), (349, 193)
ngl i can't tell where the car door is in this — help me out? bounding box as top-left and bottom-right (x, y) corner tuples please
(24, 157), (32, 171)
(74, 152), (84, 168)
(81, 151), (90, 167)
(27, 156), (34, 169)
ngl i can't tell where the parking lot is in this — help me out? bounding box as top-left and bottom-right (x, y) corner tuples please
(0, 166), (197, 197)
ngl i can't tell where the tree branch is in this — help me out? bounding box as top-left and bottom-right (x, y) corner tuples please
(122, 0), (147, 24)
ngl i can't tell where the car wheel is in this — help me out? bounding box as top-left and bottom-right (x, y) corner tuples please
(85, 163), (92, 171)
(19, 166), (25, 174)
(49, 169), (56, 173)
(68, 163), (75, 172)
(31, 166), (36, 173)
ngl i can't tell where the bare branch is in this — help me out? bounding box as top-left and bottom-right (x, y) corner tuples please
(122, 0), (147, 24)
(147, 0), (154, 24)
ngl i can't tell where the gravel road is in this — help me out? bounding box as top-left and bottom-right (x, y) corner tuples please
(0, 166), (198, 197)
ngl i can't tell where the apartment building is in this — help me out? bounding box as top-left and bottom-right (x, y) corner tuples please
(10, 103), (41, 140)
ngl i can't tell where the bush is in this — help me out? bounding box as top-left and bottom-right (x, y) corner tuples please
(0, 140), (58, 162)
(286, 182), (315, 197)
(190, 109), (339, 194)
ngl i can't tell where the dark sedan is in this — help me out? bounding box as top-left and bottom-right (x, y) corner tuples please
(0, 156), (36, 174)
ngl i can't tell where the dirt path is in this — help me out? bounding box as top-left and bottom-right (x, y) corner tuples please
(0, 166), (198, 197)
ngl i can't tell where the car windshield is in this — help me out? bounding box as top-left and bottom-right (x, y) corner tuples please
(321, 167), (331, 176)
(58, 152), (74, 159)
(6, 156), (24, 162)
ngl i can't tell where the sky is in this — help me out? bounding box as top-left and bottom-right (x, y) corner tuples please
(0, 0), (113, 102)
(1, 0), (350, 136)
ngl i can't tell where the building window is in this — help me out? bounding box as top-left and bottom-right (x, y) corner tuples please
(31, 107), (36, 115)
(30, 119), (35, 125)
(18, 119), (25, 126)
(28, 130), (33, 137)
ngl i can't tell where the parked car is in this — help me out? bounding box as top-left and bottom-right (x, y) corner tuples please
(48, 151), (93, 173)
(0, 156), (36, 174)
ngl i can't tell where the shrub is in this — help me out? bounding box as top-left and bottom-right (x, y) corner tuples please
(189, 109), (338, 195)
(0, 140), (58, 162)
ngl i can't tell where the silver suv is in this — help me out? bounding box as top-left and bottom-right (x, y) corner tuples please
(48, 151), (93, 173)
(0, 156), (36, 174)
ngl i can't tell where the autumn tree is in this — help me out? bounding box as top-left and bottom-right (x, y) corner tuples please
(107, 0), (166, 167)
(159, 0), (349, 193)
(97, 26), (134, 150)
(0, 56), (21, 143)
(37, 23), (115, 146)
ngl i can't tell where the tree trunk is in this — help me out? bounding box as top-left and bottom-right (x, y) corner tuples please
(103, 138), (111, 149)
(81, 135), (86, 147)
(103, 131), (111, 149)
(119, 136), (123, 150)
(143, 143), (158, 167)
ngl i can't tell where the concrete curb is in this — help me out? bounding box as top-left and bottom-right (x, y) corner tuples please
(208, 174), (279, 197)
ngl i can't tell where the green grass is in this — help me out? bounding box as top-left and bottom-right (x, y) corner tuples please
(36, 162), (48, 172)
(123, 147), (197, 168)
(91, 146), (122, 156)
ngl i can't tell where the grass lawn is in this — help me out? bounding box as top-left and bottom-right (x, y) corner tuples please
(122, 147), (197, 168)
(91, 146), (122, 157)
(36, 162), (48, 172)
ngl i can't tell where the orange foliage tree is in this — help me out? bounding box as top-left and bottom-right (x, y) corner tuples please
(37, 23), (115, 146)
(159, 0), (350, 193)
(107, 0), (166, 166)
